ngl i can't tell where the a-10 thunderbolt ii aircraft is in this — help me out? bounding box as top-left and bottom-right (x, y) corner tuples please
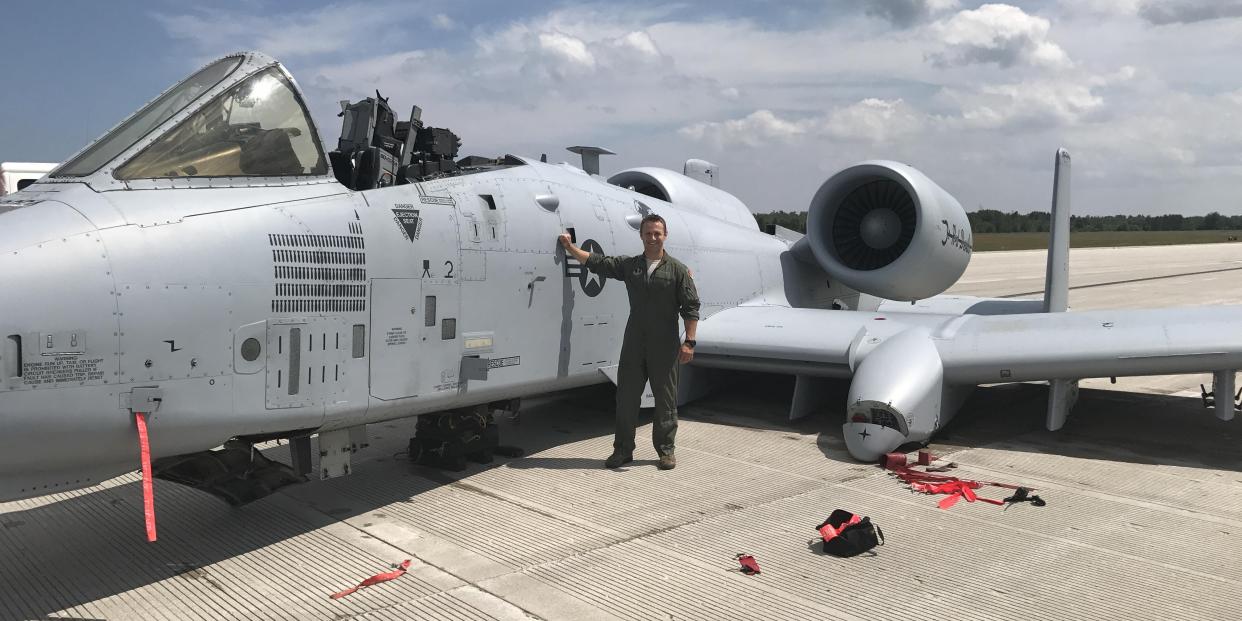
(3, 51), (1241, 522)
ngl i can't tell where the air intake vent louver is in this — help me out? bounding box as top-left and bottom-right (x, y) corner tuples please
(831, 179), (917, 271)
(269, 229), (368, 313)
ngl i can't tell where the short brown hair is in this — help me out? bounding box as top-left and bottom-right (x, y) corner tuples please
(640, 214), (667, 234)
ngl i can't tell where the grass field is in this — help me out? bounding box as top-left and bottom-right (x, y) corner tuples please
(974, 230), (1242, 252)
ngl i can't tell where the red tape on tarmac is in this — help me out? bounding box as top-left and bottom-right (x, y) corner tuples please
(135, 412), (157, 542)
(887, 458), (1020, 509)
(330, 560), (412, 599)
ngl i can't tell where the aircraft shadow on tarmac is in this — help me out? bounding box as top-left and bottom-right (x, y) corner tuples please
(0, 383), (684, 619)
(677, 370), (1242, 473)
(935, 382), (1242, 472)
(2, 374), (1239, 618)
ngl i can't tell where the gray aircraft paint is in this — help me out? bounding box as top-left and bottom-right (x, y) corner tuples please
(1, 51), (1239, 503)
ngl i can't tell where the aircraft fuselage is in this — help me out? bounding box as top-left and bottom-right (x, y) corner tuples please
(0, 161), (789, 501)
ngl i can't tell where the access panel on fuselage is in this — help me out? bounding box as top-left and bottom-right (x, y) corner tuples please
(265, 317), (348, 411)
(365, 189), (462, 400)
(450, 176), (619, 386)
(368, 279), (421, 400)
(550, 184), (621, 374)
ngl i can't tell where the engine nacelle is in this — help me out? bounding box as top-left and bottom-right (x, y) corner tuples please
(805, 161), (972, 301)
(607, 167), (757, 230)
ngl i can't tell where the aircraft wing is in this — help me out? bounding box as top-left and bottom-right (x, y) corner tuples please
(936, 305), (1242, 384)
(695, 304), (1242, 385)
(691, 305), (944, 378)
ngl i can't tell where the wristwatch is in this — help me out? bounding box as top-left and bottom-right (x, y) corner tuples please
(683, 339), (696, 348)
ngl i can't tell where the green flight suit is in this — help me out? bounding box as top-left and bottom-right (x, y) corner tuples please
(586, 251), (700, 457)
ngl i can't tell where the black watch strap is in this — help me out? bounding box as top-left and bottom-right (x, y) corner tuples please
(684, 339), (696, 348)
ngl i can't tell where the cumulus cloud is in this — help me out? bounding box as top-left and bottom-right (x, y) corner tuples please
(1086, 85), (1242, 167)
(1140, 0), (1242, 25)
(867, 0), (961, 28)
(476, 17), (672, 87)
(824, 98), (924, 142)
(679, 110), (813, 148)
(531, 29), (672, 84)
(943, 66), (1135, 129)
(680, 99), (924, 147)
(948, 81), (1105, 128)
(929, 4), (1071, 69)
(538, 31), (598, 73)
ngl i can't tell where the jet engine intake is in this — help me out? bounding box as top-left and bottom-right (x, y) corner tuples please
(805, 161), (972, 301)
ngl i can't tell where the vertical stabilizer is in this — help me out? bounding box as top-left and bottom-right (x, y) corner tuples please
(1044, 149), (1077, 430)
(1043, 149), (1072, 313)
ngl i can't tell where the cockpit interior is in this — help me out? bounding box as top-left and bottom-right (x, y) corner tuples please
(328, 91), (523, 191)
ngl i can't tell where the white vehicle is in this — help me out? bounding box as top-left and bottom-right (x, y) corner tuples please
(0, 162), (57, 195)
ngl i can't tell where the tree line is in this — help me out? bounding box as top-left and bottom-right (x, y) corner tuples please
(753, 210), (1242, 234)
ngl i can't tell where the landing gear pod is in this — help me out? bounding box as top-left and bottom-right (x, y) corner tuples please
(844, 328), (943, 461)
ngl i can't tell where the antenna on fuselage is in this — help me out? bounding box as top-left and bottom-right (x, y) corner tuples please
(566, 146), (615, 176)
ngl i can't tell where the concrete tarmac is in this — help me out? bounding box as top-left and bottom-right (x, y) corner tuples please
(2, 243), (1241, 620)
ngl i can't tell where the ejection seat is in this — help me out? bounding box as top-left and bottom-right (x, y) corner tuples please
(328, 92), (461, 190)
(239, 129), (303, 176)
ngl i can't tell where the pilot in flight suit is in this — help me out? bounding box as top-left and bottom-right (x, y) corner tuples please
(560, 214), (700, 470)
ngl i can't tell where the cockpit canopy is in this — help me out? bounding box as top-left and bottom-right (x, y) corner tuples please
(115, 68), (326, 179)
(51, 52), (328, 187)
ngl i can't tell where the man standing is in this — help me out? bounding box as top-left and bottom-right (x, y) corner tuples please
(559, 214), (700, 470)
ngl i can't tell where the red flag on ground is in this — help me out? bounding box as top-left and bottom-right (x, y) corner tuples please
(330, 560), (412, 599)
(736, 554), (761, 575)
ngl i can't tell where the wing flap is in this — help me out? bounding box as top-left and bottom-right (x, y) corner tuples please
(692, 306), (874, 377)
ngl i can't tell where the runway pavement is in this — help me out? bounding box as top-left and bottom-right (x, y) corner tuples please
(2, 242), (1241, 620)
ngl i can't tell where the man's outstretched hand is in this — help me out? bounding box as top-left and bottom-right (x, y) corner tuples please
(559, 233), (589, 263)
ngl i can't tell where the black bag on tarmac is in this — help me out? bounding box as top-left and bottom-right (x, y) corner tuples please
(816, 509), (884, 557)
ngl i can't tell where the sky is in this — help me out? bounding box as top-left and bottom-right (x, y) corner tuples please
(2, 0), (1241, 216)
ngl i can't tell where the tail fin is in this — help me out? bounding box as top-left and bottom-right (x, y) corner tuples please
(1043, 149), (1072, 313)
(1043, 149), (1078, 430)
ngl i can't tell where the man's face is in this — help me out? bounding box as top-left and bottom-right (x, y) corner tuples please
(640, 221), (666, 253)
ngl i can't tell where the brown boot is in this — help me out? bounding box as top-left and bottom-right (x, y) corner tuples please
(658, 453), (676, 470)
(605, 451), (633, 468)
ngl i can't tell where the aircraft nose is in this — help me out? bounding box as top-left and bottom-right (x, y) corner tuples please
(0, 202), (127, 500)
(842, 422), (906, 462)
